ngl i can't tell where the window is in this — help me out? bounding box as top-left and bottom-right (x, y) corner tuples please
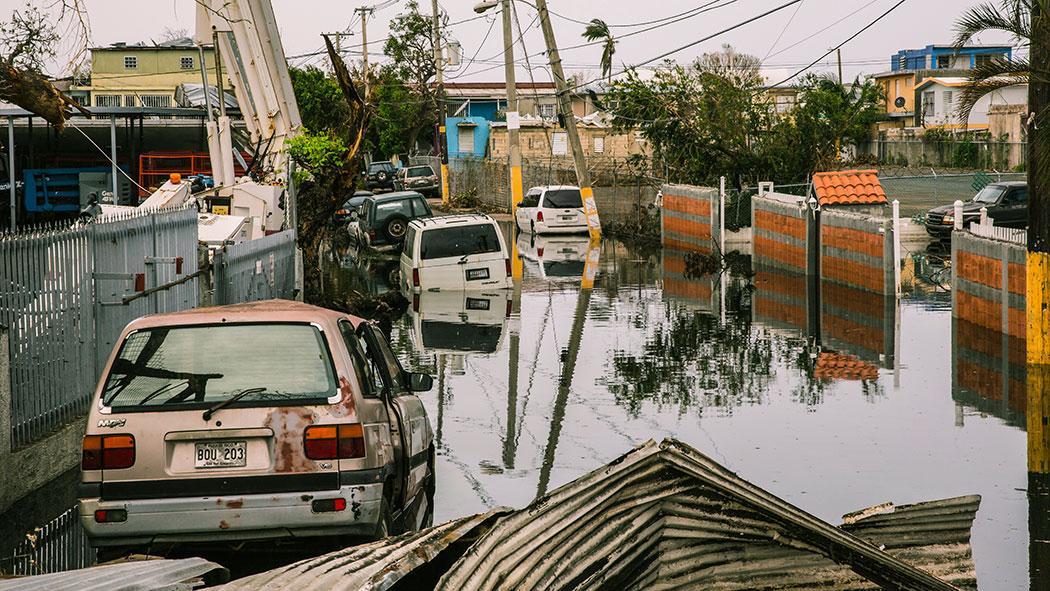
(94, 94), (120, 107)
(419, 224), (502, 260)
(537, 103), (556, 118)
(140, 95), (172, 108)
(521, 192), (541, 208)
(180, 56), (195, 69)
(975, 53), (1004, 68)
(100, 324), (338, 408)
(922, 91), (936, 118)
(905, 77), (913, 87)
(943, 91), (954, 117)
(593, 136), (605, 153)
(411, 197), (430, 217)
(894, 80), (900, 99)
(124, 55), (138, 69)
(376, 199), (413, 219)
(551, 132), (567, 155)
(936, 54), (950, 69)
(408, 166), (433, 177)
(124, 95), (137, 107)
(458, 126), (475, 153)
(542, 189), (583, 209)
(775, 95), (795, 113)
(898, 55), (906, 70)
(339, 321), (380, 397)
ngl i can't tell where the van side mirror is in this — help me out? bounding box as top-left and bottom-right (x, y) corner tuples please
(408, 372), (433, 392)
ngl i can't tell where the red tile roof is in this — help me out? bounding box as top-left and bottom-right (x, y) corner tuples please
(813, 352), (880, 381)
(813, 169), (888, 206)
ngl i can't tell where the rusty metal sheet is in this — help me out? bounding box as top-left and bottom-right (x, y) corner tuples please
(214, 508), (508, 591)
(0, 557), (227, 591)
(433, 438), (972, 591)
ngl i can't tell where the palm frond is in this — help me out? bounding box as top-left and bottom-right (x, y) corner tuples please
(582, 19), (611, 42)
(955, 56), (1030, 123)
(953, 0), (1030, 47)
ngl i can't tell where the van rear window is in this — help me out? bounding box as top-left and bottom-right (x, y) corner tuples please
(101, 323), (337, 409)
(420, 223), (501, 260)
(542, 189), (583, 208)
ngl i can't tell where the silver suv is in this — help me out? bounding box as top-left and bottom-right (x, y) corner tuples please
(78, 300), (434, 553)
(393, 165), (440, 198)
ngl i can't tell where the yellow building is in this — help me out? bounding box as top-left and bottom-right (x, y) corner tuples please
(872, 71), (917, 127)
(72, 38), (226, 108)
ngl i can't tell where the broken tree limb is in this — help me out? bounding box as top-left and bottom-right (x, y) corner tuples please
(0, 64), (90, 133)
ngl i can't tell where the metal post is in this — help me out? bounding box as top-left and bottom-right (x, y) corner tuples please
(431, 0), (450, 203)
(358, 7), (370, 97)
(719, 176), (726, 255)
(534, 0), (601, 240)
(109, 116), (118, 204)
(500, 0), (523, 216)
(953, 199), (964, 231)
(212, 33), (227, 119)
(892, 199), (901, 298)
(7, 117), (14, 230)
(198, 45), (215, 123)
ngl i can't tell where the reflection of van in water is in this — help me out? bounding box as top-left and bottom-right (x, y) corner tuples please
(405, 289), (510, 355)
(400, 214), (512, 292)
(516, 233), (590, 280)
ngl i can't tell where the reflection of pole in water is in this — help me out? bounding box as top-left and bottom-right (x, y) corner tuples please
(436, 353), (446, 448)
(536, 237), (599, 498)
(504, 278), (522, 469)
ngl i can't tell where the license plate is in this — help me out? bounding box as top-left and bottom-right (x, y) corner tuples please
(195, 441), (247, 468)
(466, 268), (490, 281)
(466, 297), (490, 310)
(559, 215), (576, 221)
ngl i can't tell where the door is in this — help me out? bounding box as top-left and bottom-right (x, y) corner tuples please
(516, 191), (541, 231)
(998, 187), (1027, 228)
(357, 323), (431, 508)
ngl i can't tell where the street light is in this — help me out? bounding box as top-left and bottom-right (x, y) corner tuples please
(473, 0), (523, 217)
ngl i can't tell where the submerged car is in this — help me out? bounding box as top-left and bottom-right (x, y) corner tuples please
(400, 214), (513, 292)
(514, 185), (589, 235)
(78, 300), (435, 552)
(356, 191), (434, 249)
(925, 181), (1027, 239)
(405, 289), (510, 355)
(516, 233), (591, 281)
(334, 190), (373, 224)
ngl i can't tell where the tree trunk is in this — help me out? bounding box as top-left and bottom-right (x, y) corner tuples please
(0, 64), (90, 133)
(1028, 2), (1050, 590)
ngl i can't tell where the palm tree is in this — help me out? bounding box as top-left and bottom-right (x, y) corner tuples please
(582, 19), (615, 85)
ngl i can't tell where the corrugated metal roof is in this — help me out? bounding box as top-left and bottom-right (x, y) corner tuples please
(214, 509), (508, 591)
(0, 557), (227, 591)
(433, 439), (969, 591)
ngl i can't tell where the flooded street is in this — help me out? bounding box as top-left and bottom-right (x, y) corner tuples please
(329, 226), (1028, 588)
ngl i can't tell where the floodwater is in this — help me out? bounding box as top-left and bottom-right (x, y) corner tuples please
(1, 226), (1029, 587)
(327, 225), (1028, 589)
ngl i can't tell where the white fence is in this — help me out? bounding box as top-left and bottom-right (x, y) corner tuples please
(967, 221), (1027, 245)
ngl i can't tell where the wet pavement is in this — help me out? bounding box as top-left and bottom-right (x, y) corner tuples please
(1, 225), (1029, 587)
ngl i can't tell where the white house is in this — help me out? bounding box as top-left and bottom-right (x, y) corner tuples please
(915, 77), (1027, 128)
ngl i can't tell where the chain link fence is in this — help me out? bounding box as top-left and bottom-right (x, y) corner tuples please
(880, 171), (1025, 219)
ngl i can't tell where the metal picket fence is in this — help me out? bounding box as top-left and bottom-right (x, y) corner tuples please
(0, 206), (199, 449)
(213, 229), (297, 305)
(1, 506), (94, 576)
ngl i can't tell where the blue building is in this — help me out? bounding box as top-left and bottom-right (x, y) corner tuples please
(890, 44), (1012, 72)
(444, 116), (490, 159)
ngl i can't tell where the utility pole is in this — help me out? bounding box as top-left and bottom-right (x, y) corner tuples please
(1028, 2), (1050, 589)
(475, 0), (523, 216)
(355, 7), (371, 97)
(837, 48), (843, 85)
(835, 48), (842, 161)
(533, 0), (600, 240)
(432, 0), (450, 203)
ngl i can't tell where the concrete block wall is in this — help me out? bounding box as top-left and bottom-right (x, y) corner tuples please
(951, 231), (1026, 423)
(752, 264), (811, 333)
(819, 209), (896, 364)
(751, 194), (813, 274)
(660, 184), (716, 254)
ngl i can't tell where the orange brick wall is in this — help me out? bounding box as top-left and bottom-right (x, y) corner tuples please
(822, 255), (884, 293)
(754, 209), (806, 240)
(755, 236), (806, 270)
(663, 215), (711, 241)
(753, 268), (807, 299)
(664, 277), (713, 301)
(822, 312), (883, 352)
(822, 281), (886, 317)
(663, 193), (711, 217)
(956, 251), (1002, 289)
(1008, 262), (1026, 295)
(822, 225), (884, 259)
(956, 359), (1002, 401)
(754, 296), (807, 328)
(956, 290), (1003, 332)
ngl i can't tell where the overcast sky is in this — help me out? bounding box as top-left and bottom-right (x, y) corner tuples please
(45, 0), (1020, 86)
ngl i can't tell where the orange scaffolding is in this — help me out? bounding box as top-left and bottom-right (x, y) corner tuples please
(138, 151), (253, 196)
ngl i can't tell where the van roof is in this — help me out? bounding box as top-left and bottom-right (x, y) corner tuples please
(409, 213), (496, 229)
(528, 185), (580, 192)
(123, 299), (359, 330)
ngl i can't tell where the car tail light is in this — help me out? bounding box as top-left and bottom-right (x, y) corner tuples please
(505, 258), (512, 277)
(536, 211), (544, 222)
(82, 434), (136, 470)
(537, 248), (544, 257)
(506, 298), (513, 317)
(304, 424), (365, 460)
(412, 268), (420, 287)
(94, 509), (128, 523)
(413, 293), (420, 312)
(369, 229), (376, 240)
(312, 498), (347, 513)
(337, 209), (347, 215)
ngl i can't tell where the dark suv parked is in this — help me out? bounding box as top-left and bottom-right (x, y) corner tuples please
(925, 181), (1027, 239)
(356, 191), (434, 248)
(364, 161), (398, 191)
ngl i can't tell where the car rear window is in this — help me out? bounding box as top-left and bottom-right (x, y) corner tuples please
(376, 199), (413, 218)
(409, 167), (433, 177)
(101, 323), (337, 409)
(542, 189), (583, 208)
(420, 223), (501, 260)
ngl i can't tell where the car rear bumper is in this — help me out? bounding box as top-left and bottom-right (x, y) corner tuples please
(78, 482), (383, 546)
(534, 221), (589, 235)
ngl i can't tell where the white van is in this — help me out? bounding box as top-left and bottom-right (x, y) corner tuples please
(514, 185), (588, 234)
(405, 289), (510, 355)
(400, 214), (513, 292)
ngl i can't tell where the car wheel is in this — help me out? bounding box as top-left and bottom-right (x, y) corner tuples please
(385, 217), (408, 241)
(376, 170), (389, 183)
(387, 267), (401, 287)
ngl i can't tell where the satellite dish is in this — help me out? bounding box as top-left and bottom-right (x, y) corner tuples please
(894, 96), (906, 108)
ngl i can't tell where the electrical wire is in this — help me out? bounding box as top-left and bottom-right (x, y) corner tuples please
(66, 123), (151, 194)
(763, 0), (805, 61)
